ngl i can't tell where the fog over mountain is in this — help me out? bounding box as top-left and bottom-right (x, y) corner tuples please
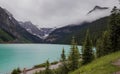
(0, 0), (119, 28)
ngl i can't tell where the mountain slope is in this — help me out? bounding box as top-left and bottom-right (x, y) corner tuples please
(0, 28), (15, 42)
(19, 21), (54, 39)
(19, 21), (43, 38)
(45, 17), (109, 45)
(0, 7), (42, 43)
(70, 51), (120, 74)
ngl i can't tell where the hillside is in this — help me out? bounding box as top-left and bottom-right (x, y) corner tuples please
(45, 17), (109, 45)
(0, 28), (15, 42)
(19, 21), (54, 39)
(0, 7), (42, 43)
(70, 51), (120, 74)
(0, 5), (110, 43)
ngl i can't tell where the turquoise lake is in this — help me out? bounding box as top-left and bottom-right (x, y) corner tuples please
(0, 44), (81, 73)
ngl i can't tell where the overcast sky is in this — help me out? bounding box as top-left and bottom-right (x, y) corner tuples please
(0, 0), (119, 28)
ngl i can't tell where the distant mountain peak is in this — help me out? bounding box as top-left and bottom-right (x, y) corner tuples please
(87, 5), (109, 14)
(19, 21), (54, 39)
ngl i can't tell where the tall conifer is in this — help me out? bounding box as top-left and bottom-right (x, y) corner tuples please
(61, 48), (66, 62)
(45, 60), (52, 74)
(82, 30), (94, 64)
(108, 6), (120, 52)
(68, 36), (80, 71)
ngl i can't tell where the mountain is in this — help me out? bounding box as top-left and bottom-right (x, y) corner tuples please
(19, 21), (54, 39)
(45, 17), (109, 45)
(0, 5), (111, 43)
(44, 5), (111, 45)
(0, 7), (42, 43)
(87, 6), (109, 14)
(19, 21), (43, 38)
(40, 28), (54, 39)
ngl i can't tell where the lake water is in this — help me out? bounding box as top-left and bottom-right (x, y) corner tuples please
(0, 44), (81, 73)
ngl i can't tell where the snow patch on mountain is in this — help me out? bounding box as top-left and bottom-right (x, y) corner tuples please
(19, 21), (54, 39)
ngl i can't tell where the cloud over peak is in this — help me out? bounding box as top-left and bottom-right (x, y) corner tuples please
(0, 0), (119, 27)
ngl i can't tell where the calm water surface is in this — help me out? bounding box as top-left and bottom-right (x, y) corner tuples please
(0, 44), (81, 73)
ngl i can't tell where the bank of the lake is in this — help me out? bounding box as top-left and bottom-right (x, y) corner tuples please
(0, 44), (82, 73)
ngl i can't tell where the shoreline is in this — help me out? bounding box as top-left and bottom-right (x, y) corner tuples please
(21, 62), (61, 74)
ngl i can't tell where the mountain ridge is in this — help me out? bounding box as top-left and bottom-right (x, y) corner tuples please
(45, 17), (109, 45)
(0, 7), (42, 43)
(0, 5), (110, 43)
(87, 5), (109, 14)
(19, 21), (54, 39)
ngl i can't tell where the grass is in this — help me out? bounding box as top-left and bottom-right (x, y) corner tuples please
(70, 51), (120, 74)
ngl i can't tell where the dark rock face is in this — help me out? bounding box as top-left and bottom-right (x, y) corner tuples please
(0, 7), (19, 38)
(19, 21), (43, 38)
(0, 7), (42, 43)
(19, 21), (54, 39)
(87, 6), (109, 14)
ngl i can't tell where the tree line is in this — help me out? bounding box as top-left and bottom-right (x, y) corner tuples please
(96, 6), (120, 57)
(33, 29), (94, 74)
(11, 6), (120, 74)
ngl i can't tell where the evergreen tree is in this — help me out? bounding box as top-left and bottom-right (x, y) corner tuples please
(58, 47), (69, 74)
(108, 6), (120, 52)
(45, 60), (52, 74)
(68, 36), (80, 71)
(61, 48), (66, 62)
(96, 38), (103, 58)
(57, 63), (69, 74)
(82, 30), (94, 64)
(11, 69), (20, 74)
(96, 6), (120, 57)
(96, 31), (110, 57)
(17, 67), (21, 73)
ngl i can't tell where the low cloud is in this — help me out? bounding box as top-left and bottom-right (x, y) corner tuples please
(0, 0), (119, 27)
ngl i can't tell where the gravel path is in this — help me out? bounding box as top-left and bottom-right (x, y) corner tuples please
(113, 71), (120, 74)
(112, 59), (120, 74)
(113, 59), (120, 66)
(21, 62), (61, 74)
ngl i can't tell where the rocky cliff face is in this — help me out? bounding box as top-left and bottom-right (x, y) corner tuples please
(0, 7), (42, 43)
(0, 7), (20, 38)
(19, 21), (54, 39)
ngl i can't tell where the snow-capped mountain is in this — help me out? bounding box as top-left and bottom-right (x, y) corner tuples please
(0, 7), (42, 43)
(44, 5), (114, 44)
(19, 21), (54, 39)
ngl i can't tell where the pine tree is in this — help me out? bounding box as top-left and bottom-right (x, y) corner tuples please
(96, 6), (120, 57)
(44, 60), (52, 74)
(61, 48), (66, 62)
(17, 67), (21, 73)
(96, 38), (103, 58)
(11, 69), (20, 74)
(68, 36), (80, 71)
(82, 30), (94, 64)
(58, 47), (69, 74)
(108, 6), (120, 52)
(96, 31), (111, 57)
(57, 63), (69, 74)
